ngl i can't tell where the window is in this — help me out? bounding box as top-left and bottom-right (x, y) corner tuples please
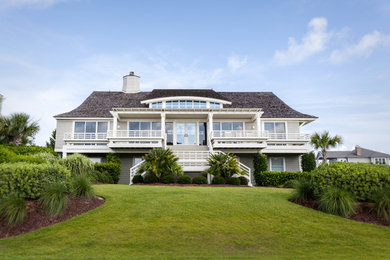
(198, 122), (207, 145)
(210, 102), (221, 109)
(375, 158), (386, 164)
(151, 102), (162, 108)
(161, 100), (208, 109)
(264, 122), (286, 139)
(270, 157), (285, 172)
(213, 122), (243, 131)
(129, 122), (161, 131)
(74, 121), (108, 139)
(165, 122), (173, 145)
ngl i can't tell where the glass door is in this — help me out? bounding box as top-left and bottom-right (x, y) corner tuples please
(175, 123), (197, 145)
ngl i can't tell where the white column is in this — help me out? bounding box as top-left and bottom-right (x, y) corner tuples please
(207, 112), (213, 152)
(256, 113), (261, 137)
(161, 112), (166, 148)
(62, 145), (67, 158)
(113, 113), (118, 137)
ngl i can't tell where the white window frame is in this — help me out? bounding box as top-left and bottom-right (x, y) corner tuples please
(263, 121), (287, 134)
(73, 121), (110, 138)
(375, 158), (386, 165)
(269, 157), (286, 172)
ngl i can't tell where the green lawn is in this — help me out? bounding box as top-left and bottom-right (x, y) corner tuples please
(0, 185), (389, 259)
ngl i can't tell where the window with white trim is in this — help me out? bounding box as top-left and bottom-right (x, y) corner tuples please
(213, 122), (243, 131)
(74, 121), (108, 139)
(375, 158), (386, 164)
(264, 122), (286, 139)
(270, 157), (285, 172)
(165, 100), (208, 109)
(210, 102), (221, 109)
(151, 102), (162, 108)
(129, 122), (161, 131)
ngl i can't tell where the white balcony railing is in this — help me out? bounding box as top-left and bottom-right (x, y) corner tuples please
(64, 132), (107, 140)
(107, 130), (163, 139)
(265, 132), (310, 140)
(210, 130), (310, 141)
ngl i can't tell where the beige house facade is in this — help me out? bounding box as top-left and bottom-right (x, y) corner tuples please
(54, 72), (317, 185)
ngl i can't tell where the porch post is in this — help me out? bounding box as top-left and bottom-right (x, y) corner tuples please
(207, 112), (213, 152)
(256, 112), (261, 137)
(113, 112), (118, 137)
(161, 112), (166, 148)
(62, 145), (67, 158)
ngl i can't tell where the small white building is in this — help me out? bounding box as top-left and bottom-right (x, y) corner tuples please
(317, 145), (390, 165)
(54, 72), (317, 185)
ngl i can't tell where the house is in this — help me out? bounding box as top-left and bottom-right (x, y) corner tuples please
(317, 145), (390, 165)
(54, 72), (317, 185)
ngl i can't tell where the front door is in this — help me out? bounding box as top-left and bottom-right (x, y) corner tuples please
(176, 123), (196, 145)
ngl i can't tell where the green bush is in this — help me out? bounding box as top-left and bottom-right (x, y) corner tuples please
(33, 152), (60, 164)
(0, 144), (56, 156)
(90, 170), (114, 184)
(227, 177), (240, 185)
(0, 146), (46, 164)
(61, 154), (94, 176)
(290, 179), (315, 202)
(204, 153), (243, 179)
(132, 175), (144, 184)
(311, 162), (390, 201)
(301, 152), (316, 172)
(177, 175), (192, 184)
(95, 162), (121, 184)
(253, 154), (267, 185)
(0, 162), (71, 199)
(318, 187), (357, 217)
(161, 175), (176, 184)
(256, 171), (311, 187)
(71, 175), (94, 198)
(40, 182), (68, 216)
(107, 153), (121, 165)
(0, 193), (27, 226)
(143, 174), (159, 184)
(137, 148), (182, 179)
(192, 175), (208, 184)
(239, 176), (248, 185)
(212, 176), (225, 185)
(372, 187), (390, 220)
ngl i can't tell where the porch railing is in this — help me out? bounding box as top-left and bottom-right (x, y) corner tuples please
(211, 130), (310, 140)
(64, 132), (107, 140)
(107, 130), (163, 138)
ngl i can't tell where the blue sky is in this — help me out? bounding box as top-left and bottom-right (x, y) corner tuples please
(1, 0), (390, 153)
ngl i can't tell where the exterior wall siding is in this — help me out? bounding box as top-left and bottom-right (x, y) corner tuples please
(55, 119), (73, 152)
(287, 122), (299, 133)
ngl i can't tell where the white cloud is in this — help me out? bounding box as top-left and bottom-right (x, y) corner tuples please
(274, 17), (332, 65)
(329, 31), (390, 64)
(227, 55), (247, 72)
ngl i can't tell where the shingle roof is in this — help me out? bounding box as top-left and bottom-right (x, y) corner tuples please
(54, 90), (316, 119)
(320, 147), (390, 159)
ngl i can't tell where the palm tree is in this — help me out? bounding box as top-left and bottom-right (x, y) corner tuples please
(46, 130), (56, 150)
(204, 152), (244, 180)
(137, 148), (183, 180)
(311, 131), (343, 164)
(0, 113), (39, 146)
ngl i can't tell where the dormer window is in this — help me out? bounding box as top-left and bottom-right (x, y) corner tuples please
(210, 102), (221, 109)
(164, 100), (208, 109)
(151, 102), (162, 108)
(143, 95), (231, 109)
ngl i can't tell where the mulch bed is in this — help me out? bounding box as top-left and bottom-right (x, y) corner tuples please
(0, 196), (105, 239)
(134, 183), (251, 187)
(293, 199), (390, 227)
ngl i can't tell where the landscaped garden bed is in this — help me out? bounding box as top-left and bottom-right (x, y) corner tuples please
(0, 195), (105, 239)
(293, 199), (390, 227)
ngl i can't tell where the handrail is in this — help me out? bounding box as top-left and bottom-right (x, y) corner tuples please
(129, 160), (145, 185)
(64, 132), (107, 140)
(210, 130), (310, 140)
(107, 130), (163, 138)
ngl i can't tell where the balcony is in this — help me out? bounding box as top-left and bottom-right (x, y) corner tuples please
(64, 133), (108, 140)
(106, 130), (164, 148)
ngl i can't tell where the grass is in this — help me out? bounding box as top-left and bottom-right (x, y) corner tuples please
(0, 185), (390, 259)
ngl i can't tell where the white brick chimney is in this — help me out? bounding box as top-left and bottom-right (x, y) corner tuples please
(122, 71), (140, 93)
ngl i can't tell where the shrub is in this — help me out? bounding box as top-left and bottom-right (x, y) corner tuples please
(33, 152), (60, 164)
(40, 182), (68, 216)
(311, 162), (390, 201)
(161, 175), (176, 184)
(301, 152), (316, 172)
(61, 154), (94, 176)
(372, 187), (390, 220)
(0, 194), (27, 226)
(107, 153), (121, 165)
(95, 162), (121, 184)
(143, 174), (159, 184)
(132, 175), (144, 184)
(0, 146), (46, 164)
(137, 148), (183, 180)
(253, 154), (268, 185)
(239, 176), (249, 185)
(256, 171), (311, 187)
(318, 187), (357, 217)
(71, 175), (94, 198)
(90, 170), (114, 184)
(204, 153), (243, 179)
(0, 162), (71, 199)
(192, 175), (208, 184)
(0, 144), (56, 156)
(177, 175), (192, 184)
(227, 177), (240, 185)
(290, 179), (315, 202)
(212, 176), (225, 185)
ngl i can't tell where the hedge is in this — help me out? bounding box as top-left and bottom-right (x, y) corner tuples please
(0, 146), (47, 164)
(95, 162), (121, 184)
(0, 144), (56, 156)
(0, 162), (71, 199)
(256, 171), (311, 186)
(311, 162), (390, 201)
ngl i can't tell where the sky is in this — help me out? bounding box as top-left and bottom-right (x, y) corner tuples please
(0, 0), (390, 153)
